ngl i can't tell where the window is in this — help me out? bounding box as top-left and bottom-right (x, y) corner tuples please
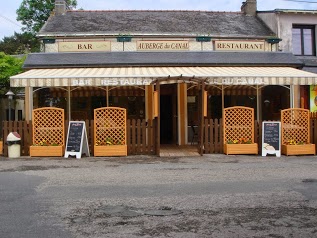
(18, 110), (23, 121)
(6, 109), (15, 121)
(292, 25), (315, 56)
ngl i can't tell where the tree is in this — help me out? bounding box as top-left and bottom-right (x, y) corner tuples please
(0, 32), (40, 55)
(16, 0), (77, 34)
(0, 52), (25, 95)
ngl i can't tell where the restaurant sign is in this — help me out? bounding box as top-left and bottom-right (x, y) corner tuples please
(71, 78), (153, 86)
(137, 40), (189, 51)
(59, 41), (111, 52)
(208, 78), (267, 85)
(215, 40), (265, 51)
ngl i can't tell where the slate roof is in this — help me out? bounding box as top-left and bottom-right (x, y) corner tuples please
(297, 56), (317, 67)
(298, 56), (317, 73)
(23, 51), (302, 69)
(303, 67), (317, 74)
(38, 10), (275, 38)
(261, 9), (317, 14)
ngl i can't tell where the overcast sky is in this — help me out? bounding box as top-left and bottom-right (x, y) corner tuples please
(1, 0), (317, 40)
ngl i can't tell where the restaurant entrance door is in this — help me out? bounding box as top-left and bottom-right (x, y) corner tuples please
(160, 84), (178, 144)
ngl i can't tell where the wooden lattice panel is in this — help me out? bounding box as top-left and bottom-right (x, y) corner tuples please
(281, 108), (310, 144)
(223, 106), (254, 144)
(32, 107), (65, 145)
(94, 107), (126, 145)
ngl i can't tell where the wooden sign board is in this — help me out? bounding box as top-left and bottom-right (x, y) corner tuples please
(262, 121), (281, 157)
(64, 121), (90, 159)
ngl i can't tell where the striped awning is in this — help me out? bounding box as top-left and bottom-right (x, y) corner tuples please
(10, 66), (317, 87)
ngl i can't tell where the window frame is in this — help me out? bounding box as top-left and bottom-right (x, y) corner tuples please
(292, 25), (316, 56)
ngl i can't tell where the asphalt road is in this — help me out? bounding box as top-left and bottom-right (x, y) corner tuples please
(0, 172), (72, 238)
(0, 155), (317, 237)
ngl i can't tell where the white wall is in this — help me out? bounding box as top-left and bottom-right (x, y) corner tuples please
(258, 12), (278, 34)
(259, 12), (317, 53)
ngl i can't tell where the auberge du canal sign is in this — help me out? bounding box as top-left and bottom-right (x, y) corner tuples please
(137, 40), (189, 51)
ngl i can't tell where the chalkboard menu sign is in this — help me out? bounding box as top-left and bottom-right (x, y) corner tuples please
(65, 121), (90, 159)
(262, 121), (281, 157)
(66, 122), (84, 152)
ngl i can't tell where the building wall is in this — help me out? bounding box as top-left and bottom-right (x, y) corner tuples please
(258, 13), (279, 34)
(259, 12), (317, 109)
(259, 12), (317, 53)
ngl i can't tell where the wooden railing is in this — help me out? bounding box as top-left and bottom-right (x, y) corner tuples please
(3, 118), (317, 156)
(310, 112), (317, 119)
(2, 119), (157, 157)
(202, 119), (317, 154)
(2, 121), (33, 156)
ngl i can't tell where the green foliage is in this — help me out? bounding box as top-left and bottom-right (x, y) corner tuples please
(16, 0), (77, 34)
(0, 32), (40, 55)
(0, 52), (25, 95)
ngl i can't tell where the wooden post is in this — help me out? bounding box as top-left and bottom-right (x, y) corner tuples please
(178, 83), (186, 145)
(199, 81), (205, 155)
(156, 82), (160, 156)
(24, 87), (32, 122)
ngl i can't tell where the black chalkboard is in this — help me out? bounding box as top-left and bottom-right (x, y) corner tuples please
(263, 122), (280, 151)
(66, 122), (84, 152)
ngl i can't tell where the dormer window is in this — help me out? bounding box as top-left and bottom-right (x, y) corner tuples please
(292, 25), (315, 56)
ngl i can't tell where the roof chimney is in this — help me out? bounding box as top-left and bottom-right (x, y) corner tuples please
(55, 0), (66, 15)
(241, 0), (257, 16)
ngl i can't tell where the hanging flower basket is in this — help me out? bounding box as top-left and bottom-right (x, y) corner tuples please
(116, 36), (132, 42)
(196, 36), (212, 42)
(265, 37), (282, 44)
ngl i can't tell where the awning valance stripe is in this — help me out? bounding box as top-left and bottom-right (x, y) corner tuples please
(10, 66), (317, 87)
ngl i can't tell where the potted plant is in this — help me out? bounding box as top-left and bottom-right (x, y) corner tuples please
(281, 139), (315, 156)
(281, 108), (315, 156)
(94, 136), (127, 157)
(94, 107), (127, 157)
(30, 140), (64, 157)
(224, 138), (258, 155)
(30, 107), (65, 157)
(223, 107), (258, 155)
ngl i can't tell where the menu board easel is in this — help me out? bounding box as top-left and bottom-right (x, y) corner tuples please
(64, 121), (90, 159)
(262, 121), (281, 157)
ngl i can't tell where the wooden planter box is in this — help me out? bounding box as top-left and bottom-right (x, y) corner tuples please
(94, 145), (127, 157)
(224, 143), (258, 155)
(281, 144), (315, 156)
(30, 145), (64, 157)
(0, 141), (3, 155)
